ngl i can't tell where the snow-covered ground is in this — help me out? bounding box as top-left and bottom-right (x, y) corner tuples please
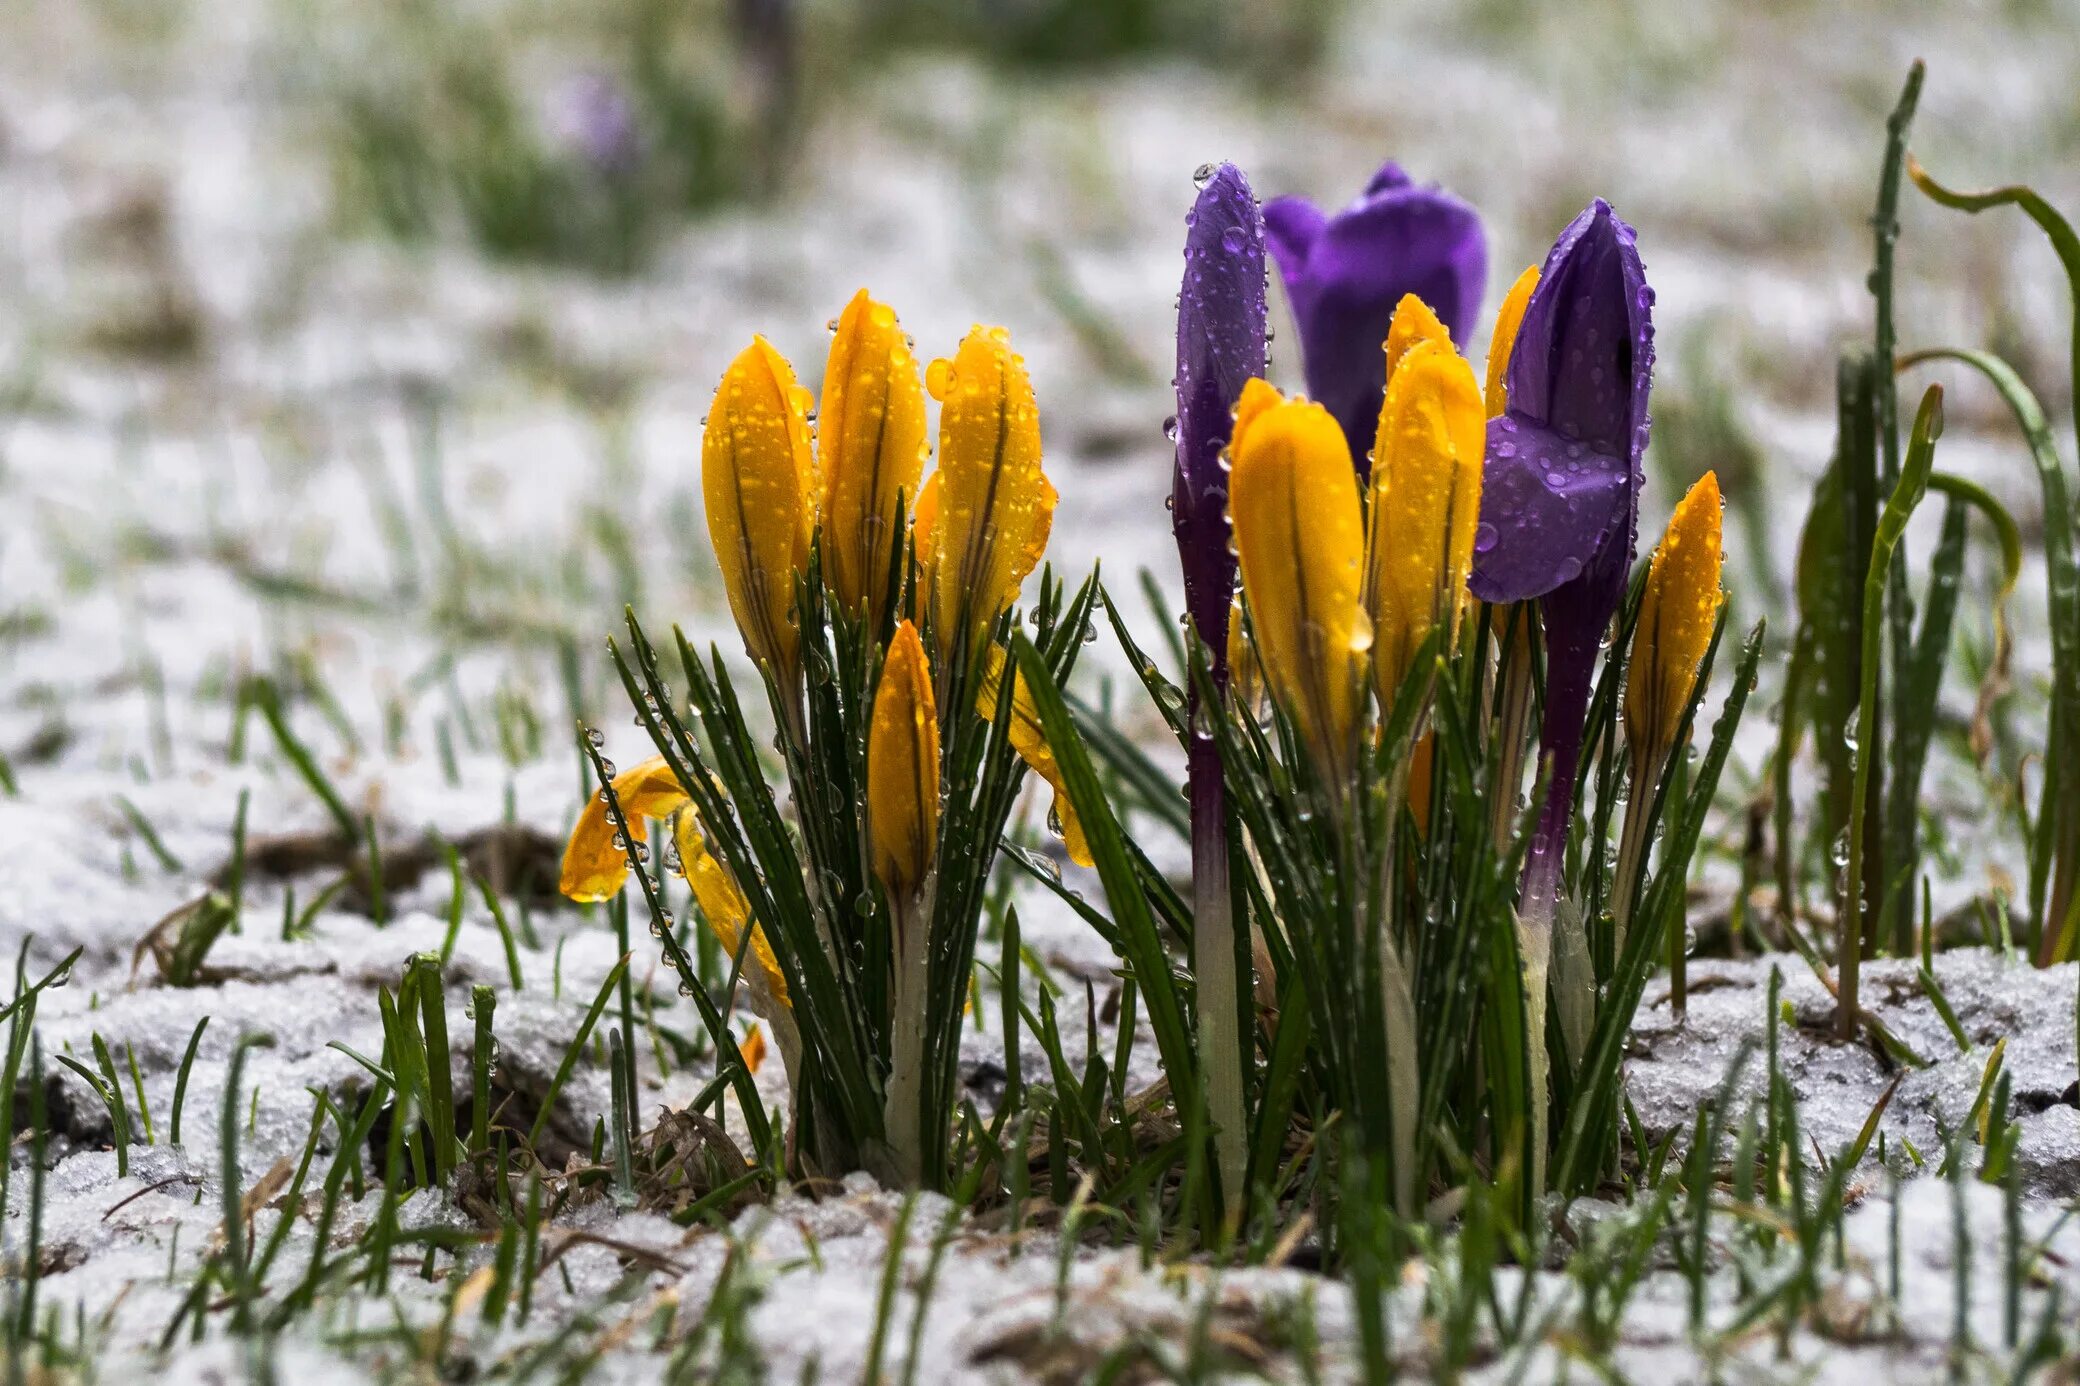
(3, 0), (2078, 1377)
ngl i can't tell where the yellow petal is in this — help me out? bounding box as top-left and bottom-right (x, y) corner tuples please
(704, 337), (817, 679)
(671, 808), (790, 1007)
(1367, 339), (1485, 703)
(819, 291), (928, 626)
(560, 756), (691, 902)
(739, 1025), (768, 1074)
(1382, 293), (1452, 394)
(1484, 265), (1540, 420)
(1626, 472), (1725, 758)
(1228, 382), (1368, 778)
(910, 469), (941, 594)
(928, 327), (1054, 651)
(978, 646), (1093, 869)
(868, 621), (941, 899)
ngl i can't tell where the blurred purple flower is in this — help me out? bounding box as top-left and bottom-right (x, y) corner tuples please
(553, 73), (641, 176)
(1469, 198), (1655, 913)
(1264, 161), (1486, 474)
(1173, 162), (1267, 681)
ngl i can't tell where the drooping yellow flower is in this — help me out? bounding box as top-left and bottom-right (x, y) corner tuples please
(1227, 378), (1368, 779)
(868, 621), (941, 901)
(559, 756), (789, 1007)
(704, 338), (818, 680)
(1382, 293), (1452, 391)
(1484, 265), (1541, 419)
(819, 291), (928, 627)
(1366, 338), (1485, 703)
(1625, 472), (1725, 758)
(672, 807), (790, 1007)
(560, 757), (695, 902)
(924, 327), (1056, 652)
(978, 646), (1093, 868)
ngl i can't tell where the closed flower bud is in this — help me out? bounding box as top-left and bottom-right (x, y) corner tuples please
(924, 327), (1056, 652)
(1228, 378), (1369, 780)
(1367, 335), (1485, 705)
(868, 621), (941, 901)
(820, 291), (927, 627)
(704, 338), (818, 681)
(1483, 265), (1540, 420)
(1626, 471), (1724, 759)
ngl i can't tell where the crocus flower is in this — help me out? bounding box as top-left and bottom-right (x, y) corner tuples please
(1483, 266), (1541, 419)
(1613, 470), (1721, 959)
(820, 291), (927, 628)
(870, 619), (941, 1184)
(1228, 378), (1368, 783)
(1465, 201), (1651, 1198)
(1365, 298), (1485, 705)
(560, 757), (797, 1080)
(923, 327), (1056, 655)
(1468, 196), (1654, 968)
(1173, 162), (1268, 687)
(704, 338), (818, 684)
(1265, 161), (1487, 472)
(1173, 161), (1267, 1210)
(1625, 472), (1724, 762)
(868, 621), (941, 903)
(978, 648), (1092, 868)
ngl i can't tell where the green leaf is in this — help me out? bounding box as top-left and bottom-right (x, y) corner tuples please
(1897, 346), (2080, 961)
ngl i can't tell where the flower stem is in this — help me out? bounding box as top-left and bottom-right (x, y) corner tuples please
(1189, 724), (1248, 1227)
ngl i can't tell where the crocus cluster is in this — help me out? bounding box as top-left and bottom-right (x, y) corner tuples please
(560, 293), (1081, 1185)
(1194, 159), (1725, 1201)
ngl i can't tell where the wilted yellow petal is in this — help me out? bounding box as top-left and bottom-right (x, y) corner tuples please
(704, 337), (817, 680)
(1366, 339), (1485, 703)
(1382, 294), (1452, 394)
(561, 757), (691, 902)
(1484, 265), (1541, 419)
(739, 1025), (768, 1074)
(1228, 381), (1368, 779)
(978, 647), (1093, 869)
(1626, 472), (1725, 758)
(820, 291), (928, 626)
(927, 327), (1055, 651)
(671, 808), (789, 1006)
(868, 621), (941, 899)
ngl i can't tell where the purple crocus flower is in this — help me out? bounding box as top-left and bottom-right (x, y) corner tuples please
(1174, 162), (1267, 683)
(1172, 161), (1266, 1210)
(1469, 199), (1655, 925)
(1264, 161), (1487, 474)
(553, 73), (642, 176)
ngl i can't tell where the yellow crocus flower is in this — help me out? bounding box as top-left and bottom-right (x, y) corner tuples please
(819, 291), (927, 627)
(1366, 337), (1485, 704)
(924, 327), (1056, 653)
(1484, 265), (1541, 420)
(868, 621), (941, 902)
(978, 646), (1093, 869)
(704, 337), (818, 682)
(1382, 292), (1452, 392)
(559, 756), (790, 1008)
(1228, 378), (1368, 781)
(1625, 471), (1725, 757)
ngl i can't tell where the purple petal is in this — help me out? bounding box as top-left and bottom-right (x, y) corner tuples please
(1464, 417), (1630, 604)
(1265, 161), (1487, 476)
(1173, 162), (1267, 676)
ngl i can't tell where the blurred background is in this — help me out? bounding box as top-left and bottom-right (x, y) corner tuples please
(0, 0), (2075, 850)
